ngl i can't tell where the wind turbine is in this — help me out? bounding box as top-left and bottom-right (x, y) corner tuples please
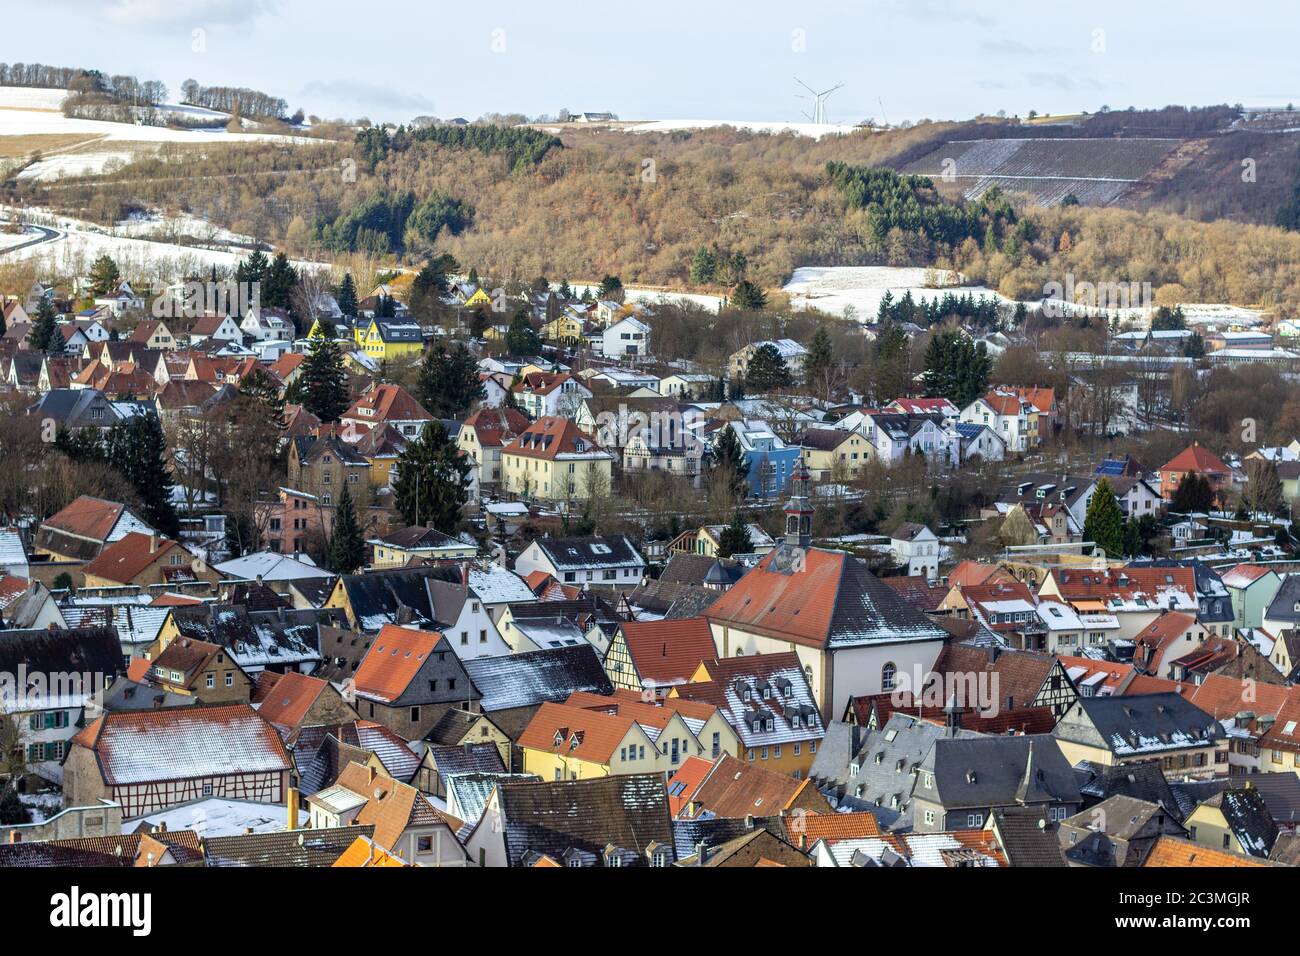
(794, 77), (844, 124)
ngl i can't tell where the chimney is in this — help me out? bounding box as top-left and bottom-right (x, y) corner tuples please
(744, 814), (754, 830)
(695, 841), (706, 866)
(149, 534), (159, 554)
(367, 766), (377, 785)
(286, 787), (300, 831)
(799, 832), (807, 851)
(987, 645), (1001, 665)
(8, 830), (20, 844)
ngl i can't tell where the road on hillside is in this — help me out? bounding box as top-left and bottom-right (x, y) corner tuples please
(0, 224), (61, 256)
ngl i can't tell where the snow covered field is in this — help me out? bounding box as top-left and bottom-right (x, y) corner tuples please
(568, 282), (724, 313)
(0, 86), (307, 180)
(0, 205), (327, 281)
(783, 265), (1014, 319)
(628, 118), (863, 140)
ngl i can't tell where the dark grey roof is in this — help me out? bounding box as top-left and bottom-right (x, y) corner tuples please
(101, 678), (198, 712)
(337, 565), (462, 631)
(1204, 788), (1278, 857)
(811, 715), (979, 827)
(923, 735), (1081, 811)
(670, 816), (784, 860)
(1167, 777), (1230, 821)
(0, 626), (122, 691)
(1054, 693), (1224, 758)
(203, 825), (376, 867)
(1074, 759), (1183, 820)
(989, 806), (1068, 867)
(496, 774), (674, 867)
(1245, 772), (1300, 826)
(536, 535), (644, 570)
(426, 742), (506, 792)
(464, 643), (613, 712)
(27, 388), (121, 428)
(1265, 574), (1300, 627)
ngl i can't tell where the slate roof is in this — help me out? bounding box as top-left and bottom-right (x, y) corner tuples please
(1245, 772), (1300, 826)
(0, 831), (203, 868)
(534, 534), (644, 570)
(987, 806), (1067, 866)
(425, 742), (506, 792)
(464, 644), (613, 712)
(203, 825), (376, 867)
(676, 652), (824, 749)
(294, 720), (421, 793)
(1054, 693), (1224, 758)
(167, 604), (331, 668)
(494, 773), (674, 867)
(446, 771), (539, 828)
(704, 545), (948, 650)
(923, 735), (1081, 811)
(0, 627), (122, 709)
(1203, 788), (1278, 857)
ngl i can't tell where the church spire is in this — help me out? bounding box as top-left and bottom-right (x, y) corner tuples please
(784, 457), (813, 548)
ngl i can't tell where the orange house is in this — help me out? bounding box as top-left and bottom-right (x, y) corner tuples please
(1157, 443), (1232, 506)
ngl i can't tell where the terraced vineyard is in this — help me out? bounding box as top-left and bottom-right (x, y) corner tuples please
(902, 137), (1182, 206)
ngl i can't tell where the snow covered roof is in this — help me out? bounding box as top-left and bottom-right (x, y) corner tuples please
(214, 550), (333, 582)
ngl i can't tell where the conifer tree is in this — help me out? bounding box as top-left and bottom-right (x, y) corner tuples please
(392, 422), (471, 531)
(105, 414), (179, 538)
(716, 511), (753, 558)
(298, 334), (350, 422)
(1084, 478), (1125, 557)
(711, 425), (750, 500)
(328, 483), (366, 573)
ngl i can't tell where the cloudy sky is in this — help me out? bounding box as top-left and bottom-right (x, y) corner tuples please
(16, 0), (1300, 124)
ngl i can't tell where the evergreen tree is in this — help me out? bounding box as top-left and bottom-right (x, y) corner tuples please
(689, 246), (718, 284)
(261, 251), (298, 325)
(1084, 478), (1125, 557)
(505, 311), (541, 356)
(240, 366), (286, 429)
(104, 414), (179, 538)
(87, 254), (121, 296)
(336, 273), (358, 319)
(0, 783), (31, 825)
(235, 249), (270, 287)
(921, 330), (991, 407)
(711, 425), (749, 500)
(598, 275), (623, 300)
(743, 343), (792, 392)
(409, 260), (450, 320)
(804, 326), (834, 394)
(1171, 472), (1215, 513)
(27, 295), (62, 353)
(328, 483), (366, 573)
(416, 342), (485, 418)
(392, 422), (472, 531)
(298, 334), (350, 422)
(731, 280), (767, 311)
(716, 511), (753, 558)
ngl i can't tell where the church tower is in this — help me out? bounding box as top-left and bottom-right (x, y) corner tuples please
(784, 458), (813, 548)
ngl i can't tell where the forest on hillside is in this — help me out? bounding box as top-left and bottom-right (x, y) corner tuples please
(16, 116), (1300, 312)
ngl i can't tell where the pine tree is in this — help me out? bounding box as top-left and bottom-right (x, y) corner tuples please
(416, 343), (485, 418)
(1084, 478), (1126, 557)
(261, 252), (299, 326)
(105, 414), (179, 538)
(328, 483), (367, 573)
(88, 254), (121, 296)
(743, 343), (792, 392)
(336, 273), (358, 319)
(298, 334), (350, 422)
(505, 311), (541, 356)
(392, 422), (472, 531)
(731, 280), (767, 311)
(711, 425), (749, 500)
(804, 325), (835, 398)
(240, 366), (286, 429)
(1171, 472), (1214, 513)
(689, 246), (718, 284)
(716, 511), (753, 557)
(27, 295), (61, 353)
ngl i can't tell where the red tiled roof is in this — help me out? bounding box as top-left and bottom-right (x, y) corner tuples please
(253, 671), (332, 729)
(42, 495), (128, 542)
(517, 700), (638, 764)
(342, 383), (434, 425)
(618, 617), (718, 687)
(352, 624), (445, 703)
(681, 752), (825, 819)
(504, 416), (605, 462)
(81, 532), (186, 585)
(1159, 443), (1230, 477)
(463, 407), (530, 448)
(1144, 836), (1271, 868)
(666, 755), (713, 817)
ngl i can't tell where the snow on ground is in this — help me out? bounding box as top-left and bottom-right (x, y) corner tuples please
(628, 118), (863, 140)
(0, 225), (40, 250)
(115, 210), (259, 246)
(0, 87), (68, 110)
(568, 282), (724, 313)
(783, 265), (1014, 319)
(0, 86), (309, 181)
(0, 204), (329, 280)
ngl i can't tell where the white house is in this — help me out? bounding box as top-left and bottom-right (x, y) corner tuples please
(950, 422), (1006, 463)
(960, 391), (1033, 452)
(890, 523), (940, 580)
(514, 535), (646, 589)
(241, 307), (295, 343)
(600, 316), (651, 360)
(659, 373), (716, 399)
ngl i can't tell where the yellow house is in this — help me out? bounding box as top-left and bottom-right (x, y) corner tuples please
(518, 701), (662, 780)
(543, 313), (586, 342)
(799, 428), (874, 481)
(455, 284), (492, 309)
(500, 416), (613, 503)
(1184, 790), (1275, 859)
(355, 317), (423, 362)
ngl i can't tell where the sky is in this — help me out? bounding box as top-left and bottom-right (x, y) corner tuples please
(13, 0), (1300, 125)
